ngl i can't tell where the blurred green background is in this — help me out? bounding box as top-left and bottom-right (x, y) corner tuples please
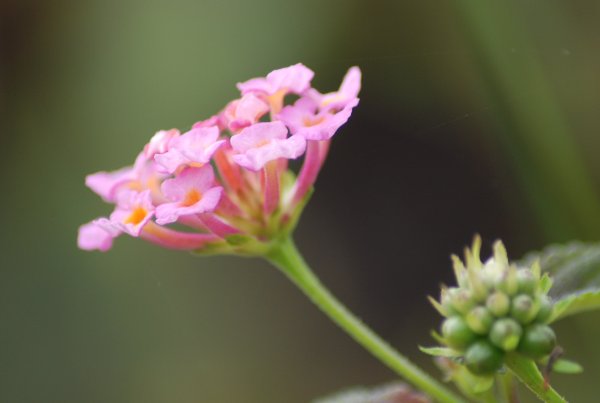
(2, 0), (600, 402)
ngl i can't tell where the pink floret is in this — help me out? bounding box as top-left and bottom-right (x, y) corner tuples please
(222, 93), (269, 132)
(230, 121), (306, 171)
(278, 97), (359, 141)
(85, 167), (136, 203)
(109, 190), (155, 236)
(237, 63), (314, 96)
(77, 219), (121, 252)
(307, 66), (362, 111)
(155, 165), (223, 225)
(144, 129), (180, 159)
(154, 126), (225, 174)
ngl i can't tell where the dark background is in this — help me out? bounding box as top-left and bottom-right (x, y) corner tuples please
(2, 1), (600, 402)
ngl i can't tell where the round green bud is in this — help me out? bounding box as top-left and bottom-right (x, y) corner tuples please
(442, 316), (477, 350)
(486, 291), (510, 317)
(535, 295), (553, 323)
(517, 270), (537, 295)
(511, 294), (540, 324)
(449, 288), (475, 315)
(464, 340), (504, 375)
(466, 306), (494, 335)
(489, 318), (522, 351)
(518, 324), (556, 359)
(497, 268), (519, 296)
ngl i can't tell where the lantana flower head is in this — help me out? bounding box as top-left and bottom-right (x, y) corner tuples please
(78, 64), (361, 255)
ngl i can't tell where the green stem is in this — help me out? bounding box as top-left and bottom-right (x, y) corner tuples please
(505, 354), (566, 403)
(498, 372), (518, 403)
(266, 237), (466, 403)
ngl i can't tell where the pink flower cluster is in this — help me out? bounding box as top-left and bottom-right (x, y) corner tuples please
(78, 64), (361, 253)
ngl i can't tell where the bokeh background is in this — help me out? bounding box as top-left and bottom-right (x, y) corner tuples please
(2, 1), (600, 402)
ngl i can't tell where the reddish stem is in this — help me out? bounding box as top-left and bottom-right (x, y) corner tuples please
(291, 140), (326, 207)
(199, 213), (240, 238)
(262, 160), (280, 215)
(141, 222), (219, 250)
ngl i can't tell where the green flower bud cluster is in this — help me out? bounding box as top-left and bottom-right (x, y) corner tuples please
(431, 237), (557, 376)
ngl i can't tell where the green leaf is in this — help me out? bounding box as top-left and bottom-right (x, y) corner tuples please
(544, 358), (584, 374)
(550, 290), (600, 322)
(434, 357), (494, 398)
(419, 346), (462, 358)
(469, 375), (495, 394)
(519, 242), (600, 321)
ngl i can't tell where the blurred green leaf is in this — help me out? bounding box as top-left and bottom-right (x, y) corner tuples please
(550, 291), (600, 322)
(542, 358), (584, 375)
(520, 242), (600, 321)
(419, 346), (461, 358)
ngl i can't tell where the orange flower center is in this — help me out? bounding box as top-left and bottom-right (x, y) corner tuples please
(125, 207), (147, 225)
(302, 116), (326, 127)
(128, 181), (143, 191)
(267, 89), (287, 114)
(254, 139), (271, 148)
(182, 189), (202, 207)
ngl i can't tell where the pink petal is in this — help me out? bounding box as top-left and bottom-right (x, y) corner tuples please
(154, 202), (184, 225)
(161, 165), (216, 201)
(153, 149), (187, 174)
(225, 93), (269, 131)
(110, 190), (155, 236)
(232, 134), (306, 171)
(307, 66), (362, 111)
(77, 220), (120, 251)
(155, 186), (223, 225)
(230, 121), (288, 153)
(85, 167), (135, 203)
(144, 129), (180, 159)
(279, 98), (358, 141)
(339, 66), (362, 100)
(265, 63), (314, 94)
(154, 126), (224, 174)
(237, 63), (314, 95)
(192, 114), (222, 129)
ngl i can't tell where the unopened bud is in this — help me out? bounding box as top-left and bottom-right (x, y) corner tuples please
(518, 324), (556, 359)
(517, 270), (537, 295)
(511, 294), (539, 324)
(464, 340), (504, 375)
(535, 295), (553, 323)
(449, 289), (475, 314)
(489, 318), (522, 351)
(497, 267), (519, 296)
(442, 316), (477, 350)
(466, 306), (494, 335)
(486, 291), (510, 317)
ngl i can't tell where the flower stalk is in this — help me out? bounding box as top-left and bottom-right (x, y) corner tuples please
(505, 353), (566, 403)
(266, 237), (466, 403)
